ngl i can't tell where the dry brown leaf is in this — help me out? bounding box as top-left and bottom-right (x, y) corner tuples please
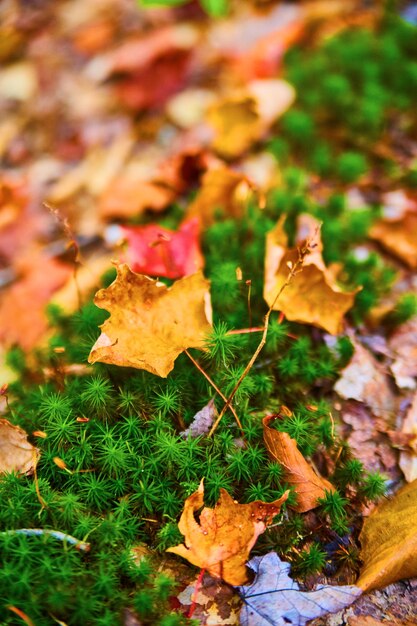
(357, 479), (417, 591)
(263, 414), (334, 513)
(207, 80), (295, 159)
(167, 479), (288, 585)
(334, 338), (396, 418)
(0, 418), (39, 475)
(88, 264), (212, 377)
(338, 401), (400, 481)
(186, 166), (253, 228)
(398, 392), (417, 483)
(370, 212), (417, 269)
(264, 214), (357, 334)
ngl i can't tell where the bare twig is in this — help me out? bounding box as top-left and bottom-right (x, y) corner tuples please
(207, 241), (311, 438)
(185, 349), (243, 433)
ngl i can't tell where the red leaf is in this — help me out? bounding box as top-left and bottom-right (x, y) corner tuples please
(120, 218), (203, 279)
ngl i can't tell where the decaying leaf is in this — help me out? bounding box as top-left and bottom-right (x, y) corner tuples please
(207, 79), (295, 159)
(263, 414), (334, 513)
(264, 214), (357, 335)
(187, 166), (253, 228)
(117, 218), (204, 279)
(398, 392), (417, 482)
(0, 418), (39, 475)
(181, 399), (217, 438)
(388, 317), (417, 390)
(334, 338), (396, 418)
(338, 401), (400, 481)
(238, 551), (362, 626)
(167, 479), (288, 585)
(357, 479), (417, 591)
(88, 264), (212, 377)
(177, 571), (241, 625)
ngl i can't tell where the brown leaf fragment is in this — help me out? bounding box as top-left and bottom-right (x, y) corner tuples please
(357, 479), (417, 591)
(186, 167), (252, 228)
(0, 418), (39, 475)
(207, 80), (294, 159)
(334, 338), (396, 418)
(388, 317), (417, 390)
(398, 392), (417, 483)
(181, 399), (217, 438)
(88, 264), (212, 378)
(370, 212), (417, 268)
(177, 572), (240, 625)
(167, 479), (288, 585)
(264, 214), (357, 335)
(263, 414), (334, 513)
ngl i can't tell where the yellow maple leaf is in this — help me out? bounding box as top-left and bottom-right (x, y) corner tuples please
(88, 264), (212, 377)
(264, 214), (358, 335)
(167, 480), (288, 585)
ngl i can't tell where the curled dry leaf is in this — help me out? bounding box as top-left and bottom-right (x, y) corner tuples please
(88, 264), (212, 377)
(187, 166), (253, 228)
(398, 392), (417, 482)
(334, 338), (396, 418)
(263, 414), (334, 513)
(0, 418), (39, 475)
(238, 551), (362, 626)
(117, 218), (204, 280)
(207, 79), (295, 159)
(264, 214), (357, 335)
(167, 479), (288, 586)
(357, 479), (417, 591)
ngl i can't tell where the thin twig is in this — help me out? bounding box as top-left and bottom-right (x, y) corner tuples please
(188, 567), (206, 618)
(207, 241), (311, 438)
(1, 528), (90, 551)
(185, 349), (243, 433)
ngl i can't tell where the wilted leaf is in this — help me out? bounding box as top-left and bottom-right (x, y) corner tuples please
(398, 392), (417, 482)
(88, 264), (212, 377)
(207, 80), (295, 159)
(187, 167), (252, 228)
(334, 338), (396, 418)
(357, 479), (417, 591)
(264, 214), (357, 335)
(0, 418), (39, 475)
(238, 551), (362, 626)
(167, 480), (288, 585)
(117, 218), (203, 279)
(181, 399), (217, 438)
(263, 414), (334, 512)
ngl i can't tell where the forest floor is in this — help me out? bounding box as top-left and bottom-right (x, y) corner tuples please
(1, 1), (417, 625)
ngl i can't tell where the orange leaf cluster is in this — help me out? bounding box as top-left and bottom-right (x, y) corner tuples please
(167, 480), (288, 585)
